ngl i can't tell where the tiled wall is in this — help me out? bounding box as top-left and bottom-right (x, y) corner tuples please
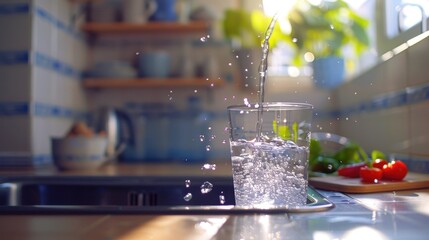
(0, 0), (87, 167)
(333, 32), (429, 172)
(1, 0), (428, 169)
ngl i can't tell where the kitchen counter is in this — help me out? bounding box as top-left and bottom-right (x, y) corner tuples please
(0, 162), (234, 178)
(0, 164), (429, 239)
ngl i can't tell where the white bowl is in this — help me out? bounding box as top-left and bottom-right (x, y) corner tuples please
(51, 136), (108, 170)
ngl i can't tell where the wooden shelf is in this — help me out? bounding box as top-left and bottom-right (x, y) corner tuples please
(83, 78), (225, 89)
(81, 21), (210, 34)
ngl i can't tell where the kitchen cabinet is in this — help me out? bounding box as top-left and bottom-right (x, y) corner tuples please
(81, 21), (224, 89)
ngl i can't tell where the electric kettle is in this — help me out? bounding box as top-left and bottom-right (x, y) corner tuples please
(92, 107), (134, 161)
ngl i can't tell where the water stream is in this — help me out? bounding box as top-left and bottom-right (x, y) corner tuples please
(256, 14), (279, 141)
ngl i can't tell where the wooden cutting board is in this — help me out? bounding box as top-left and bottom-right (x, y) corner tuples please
(309, 172), (429, 193)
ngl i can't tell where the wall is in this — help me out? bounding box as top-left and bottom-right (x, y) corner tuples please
(333, 32), (429, 172)
(0, 0), (87, 167)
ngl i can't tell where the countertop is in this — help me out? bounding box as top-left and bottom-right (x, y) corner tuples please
(1, 164), (429, 240)
(0, 162), (234, 178)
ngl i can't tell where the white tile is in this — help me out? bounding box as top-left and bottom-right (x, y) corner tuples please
(32, 66), (53, 103)
(409, 101), (429, 156)
(339, 106), (409, 155)
(32, 116), (73, 156)
(32, 17), (52, 54)
(0, 65), (31, 102)
(0, 14), (32, 50)
(383, 50), (408, 92)
(56, 29), (68, 62)
(335, 62), (385, 109)
(407, 35), (429, 86)
(0, 116), (31, 152)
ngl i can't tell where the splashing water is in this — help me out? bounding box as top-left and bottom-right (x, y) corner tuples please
(185, 179), (191, 188)
(184, 193), (193, 201)
(201, 163), (216, 171)
(219, 192), (226, 205)
(200, 181), (213, 194)
(256, 14), (279, 141)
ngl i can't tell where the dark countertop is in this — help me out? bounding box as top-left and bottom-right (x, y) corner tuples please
(1, 164), (429, 240)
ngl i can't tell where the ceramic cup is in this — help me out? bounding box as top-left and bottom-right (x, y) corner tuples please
(150, 0), (177, 21)
(138, 51), (171, 78)
(122, 0), (157, 23)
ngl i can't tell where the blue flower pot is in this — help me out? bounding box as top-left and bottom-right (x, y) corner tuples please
(312, 56), (345, 89)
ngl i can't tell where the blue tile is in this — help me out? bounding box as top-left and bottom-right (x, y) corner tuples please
(0, 102), (29, 116)
(0, 51), (29, 65)
(0, 3), (30, 15)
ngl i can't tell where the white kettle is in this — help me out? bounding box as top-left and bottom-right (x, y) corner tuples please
(92, 107), (134, 161)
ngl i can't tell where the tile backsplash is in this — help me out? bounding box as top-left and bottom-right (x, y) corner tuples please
(333, 33), (429, 172)
(0, 0), (87, 166)
(0, 0), (429, 170)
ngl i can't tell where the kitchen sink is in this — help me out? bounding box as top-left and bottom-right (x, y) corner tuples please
(0, 176), (333, 214)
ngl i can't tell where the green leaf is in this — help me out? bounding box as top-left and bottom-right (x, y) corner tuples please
(309, 139), (322, 165)
(371, 150), (386, 161)
(273, 120), (291, 140)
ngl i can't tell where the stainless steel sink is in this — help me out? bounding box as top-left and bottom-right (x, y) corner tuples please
(0, 176), (334, 214)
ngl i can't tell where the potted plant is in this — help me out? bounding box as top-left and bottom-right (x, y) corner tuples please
(287, 0), (370, 88)
(222, 0), (369, 89)
(222, 8), (289, 88)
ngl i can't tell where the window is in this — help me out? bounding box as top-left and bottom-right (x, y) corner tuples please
(377, 0), (429, 54)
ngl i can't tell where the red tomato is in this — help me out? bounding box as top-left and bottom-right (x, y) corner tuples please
(337, 162), (367, 178)
(382, 160), (408, 181)
(372, 159), (388, 169)
(360, 166), (383, 183)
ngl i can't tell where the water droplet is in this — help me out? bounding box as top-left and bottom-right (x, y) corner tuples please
(201, 163), (216, 171)
(194, 89), (198, 93)
(199, 135), (205, 142)
(185, 179), (191, 188)
(135, 52), (140, 55)
(219, 194), (225, 204)
(211, 135), (216, 140)
(184, 193), (192, 201)
(328, 96), (331, 100)
(346, 117), (349, 121)
(208, 127), (212, 130)
(206, 145), (211, 151)
(222, 140), (227, 144)
(200, 37), (207, 42)
(330, 24), (334, 29)
(228, 63), (232, 66)
(245, 68), (248, 72)
(292, 38), (297, 43)
(243, 98), (250, 106)
(200, 182), (213, 194)
(235, 55), (239, 59)
(210, 83), (214, 87)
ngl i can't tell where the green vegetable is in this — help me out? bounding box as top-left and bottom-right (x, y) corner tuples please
(272, 121), (298, 142)
(311, 156), (339, 173)
(309, 139), (322, 167)
(309, 138), (386, 175)
(371, 150), (386, 161)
